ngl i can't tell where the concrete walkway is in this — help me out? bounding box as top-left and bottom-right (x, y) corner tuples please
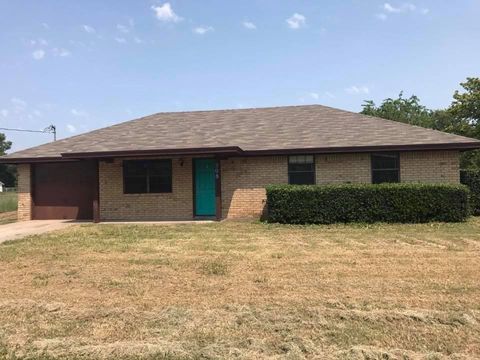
(0, 220), (79, 244)
(0, 219), (216, 244)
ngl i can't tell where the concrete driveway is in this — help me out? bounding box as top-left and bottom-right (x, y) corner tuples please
(0, 220), (79, 244)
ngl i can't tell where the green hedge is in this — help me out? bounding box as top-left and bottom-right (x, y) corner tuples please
(460, 170), (480, 215)
(266, 183), (470, 224)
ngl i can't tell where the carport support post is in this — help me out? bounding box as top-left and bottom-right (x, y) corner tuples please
(93, 160), (100, 223)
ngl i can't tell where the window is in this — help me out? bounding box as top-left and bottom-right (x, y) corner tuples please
(371, 153), (400, 184)
(288, 155), (315, 185)
(123, 160), (172, 194)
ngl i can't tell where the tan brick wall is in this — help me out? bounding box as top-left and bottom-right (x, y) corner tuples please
(93, 150), (461, 221)
(220, 151), (460, 219)
(17, 164), (32, 221)
(400, 151), (460, 183)
(316, 153), (371, 184)
(99, 158), (193, 221)
(221, 156), (288, 219)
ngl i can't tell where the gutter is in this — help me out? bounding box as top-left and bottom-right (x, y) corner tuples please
(1, 142), (480, 164)
(60, 146), (244, 159)
(240, 142), (480, 156)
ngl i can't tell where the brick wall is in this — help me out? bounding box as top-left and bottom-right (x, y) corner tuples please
(97, 151), (460, 221)
(316, 153), (371, 184)
(221, 156), (288, 219)
(221, 151), (460, 219)
(16, 150), (460, 221)
(99, 157), (193, 221)
(17, 163), (32, 221)
(400, 151), (460, 183)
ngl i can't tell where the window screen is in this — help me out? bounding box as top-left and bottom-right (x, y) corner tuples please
(371, 153), (400, 184)
(123, 160), (172, 194)
(288, 155), (315, 185)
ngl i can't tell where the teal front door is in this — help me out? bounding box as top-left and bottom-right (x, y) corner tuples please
(194, 158), (216, 216)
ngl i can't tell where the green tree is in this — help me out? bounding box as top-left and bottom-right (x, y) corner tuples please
(0, 133), (11, 155)
(361, 92), (434, 128)
(0, 133), (16, 187)
(360, 79), (480, 170)
(447, 78), (480, 169)
(449, 77), (480, 136)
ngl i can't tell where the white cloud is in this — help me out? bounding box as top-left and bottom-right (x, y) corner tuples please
(32, 49), (45, 60)
(11, 98), (27, 108)
(42, 22), (50, 29)
(30, 38), (48, 46)
(305, 91), (335, 101)
(377, 3), (423, 20)
(345, 85), (370, 95)
(71, 109), (88, 117)
(134, 37), (144, 44)
(151, 3), (182, 22)
(0, 109), (8, 117)
(66, 124), (77, 133)
(384, 3), (401, 12)
(193, 26), (214, 35)
(52, 48), (71, 57)
(286, 13), (306, 29)
(243, 21), (257, 30)
(11, 98), (27, 114)
(383, 3), (416, 13)
(117, 24), (130, 33)
(32, 109), (42, 117)
(115, 37), (127, 43)
(82, 25), (96, 33)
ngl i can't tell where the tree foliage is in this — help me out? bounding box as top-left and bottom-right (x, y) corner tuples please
(0, 133), (15, 187)
(450, 77), (480, 136)
(0, 133), (11, 156)
(360, 78), (480, 169)
(361, 92), (434, 128)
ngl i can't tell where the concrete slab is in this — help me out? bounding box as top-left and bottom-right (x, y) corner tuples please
(0, 219), (216, 244)
(0, 220), (79, 244)
(99, 220), (215, 225)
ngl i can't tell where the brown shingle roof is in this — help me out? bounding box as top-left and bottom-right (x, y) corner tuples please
(3, 104), (480, 162)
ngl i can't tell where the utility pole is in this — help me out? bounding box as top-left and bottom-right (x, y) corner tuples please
(44, 125), (56, 141)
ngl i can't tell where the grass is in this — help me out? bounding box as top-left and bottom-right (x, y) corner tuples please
(0, 192), (17, 213)
(0, 220), (479, 359)
(0, 211), (16, 225)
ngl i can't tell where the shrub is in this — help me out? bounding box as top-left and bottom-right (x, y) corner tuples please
(266, 183), (470, 224)
(460, 170), (480, 215)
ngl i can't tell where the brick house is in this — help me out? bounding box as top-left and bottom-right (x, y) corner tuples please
(1, 105), (480, 222)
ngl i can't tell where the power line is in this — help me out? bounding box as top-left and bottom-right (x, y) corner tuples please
(0, 125), (56, 141)
(0, 127), (46, 133)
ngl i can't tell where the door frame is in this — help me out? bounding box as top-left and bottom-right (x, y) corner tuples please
(192, 157), (222, 220)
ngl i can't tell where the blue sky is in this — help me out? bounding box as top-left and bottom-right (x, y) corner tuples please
(1, 1), (479, 152)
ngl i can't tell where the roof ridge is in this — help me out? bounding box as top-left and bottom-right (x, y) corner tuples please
(137, 103), (325, 115)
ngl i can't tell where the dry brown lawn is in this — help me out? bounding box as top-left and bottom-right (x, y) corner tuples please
(0, 219), (479, 359)
(0, 211), (16, 225)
